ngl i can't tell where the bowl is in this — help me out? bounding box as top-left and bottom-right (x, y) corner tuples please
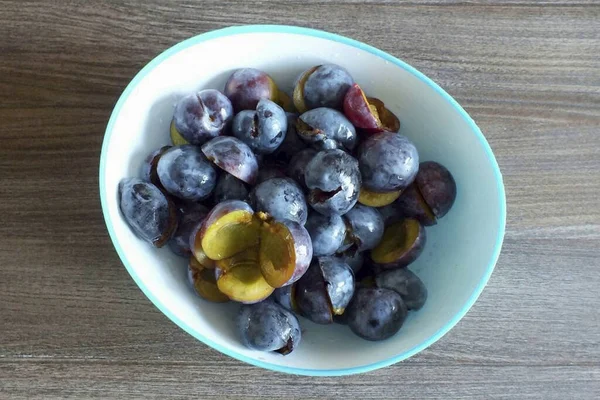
(99, 25), (506, 376)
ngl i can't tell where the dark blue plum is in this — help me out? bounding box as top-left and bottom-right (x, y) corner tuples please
(304, 149), (361, 216)
(346, 287), (407, 341)
(172, 90), (233, 145)
(168, 203), (208, 256)
(118, 178), (177, 247)
(303, 64), (354, 110)
(375, 268), (427, 311)
(358, 133), (419, 192)
(237, 301), (301, 355)
(232, 99), (287, 154)
(305, 212), (346, 256)
(156, 145), (217, 202)
(249, 177), (307, 225)
(286, 148), (317, 188)
(343, 204), (384, 252)
(213, 173), (249, 204)
(272, 113), (307, 161)
(296, 108), (357, 151)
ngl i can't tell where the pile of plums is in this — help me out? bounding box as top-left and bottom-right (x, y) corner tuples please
(118, 64), (457, 354)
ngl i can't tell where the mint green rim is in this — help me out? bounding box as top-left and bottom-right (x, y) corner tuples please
(99, 24), (507, 376)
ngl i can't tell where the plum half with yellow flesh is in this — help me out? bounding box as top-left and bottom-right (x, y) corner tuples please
(197, 201), (313, 303)
(358, 187), (401, 208)
(343, 83), (400, 133)
(257, 212), (312, 288)
(187, 257), (229, 303)
(370, 218), (426, 269)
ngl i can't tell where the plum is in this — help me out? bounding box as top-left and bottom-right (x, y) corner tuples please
(232, 99), (287, 154)
(296, 107), (357, 151)
(188, 258), (229, 303)
(224, 68), (279, 113)
(415, 161), (457, 219)
(295, 257), (354, 324)
(156, 145), (217, 202)
(286, 148), (317, 188)
(199, 200), (260, 261)
(304, 149), (361, 216)
(198, 201), (312, 290)
(304, 212), (346, 256)
(343, 84), (400, 133)
(370, 218), (426, 269)
(213, 173), (249, 204)
(342, 204), (384, 252)
(357, 132), (419, 192)
(346, 287), (407, 341)
(358, 187), (401, 208)
(293, 64), (353, 112)
(201, 136), (259, 185)
(118, 178), (177, 247)
(257, 213), (312, 288)
(217, 263), (274, 304)
(237, 301), (301, 355)
(375, 268), (427, 311)
(172, 90), (233, 145)
(249, 177), (308, 225)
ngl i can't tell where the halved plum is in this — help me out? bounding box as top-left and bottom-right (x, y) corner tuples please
(257, 213), (312, 288)
(295, 257), (355, 324)
(199, 200), (260, 261)
(201, 136), (259, 185)
(358, 187), (401, 208)
(370, 218), (426, 269)
(343, 84), (400, 133)
(292, 66), (319, 113)
(415, 161), (457, 219)
(216, 263), (274, 304)
(197, 202), (313, 293)
(188, 258), (229, 303)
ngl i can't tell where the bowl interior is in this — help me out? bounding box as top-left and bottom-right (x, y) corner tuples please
(100, 27), (505, 375)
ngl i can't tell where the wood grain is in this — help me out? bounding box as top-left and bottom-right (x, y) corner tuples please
(1, 1), (599, 399)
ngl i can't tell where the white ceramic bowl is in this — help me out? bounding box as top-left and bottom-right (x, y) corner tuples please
(100, 25), (506, 376)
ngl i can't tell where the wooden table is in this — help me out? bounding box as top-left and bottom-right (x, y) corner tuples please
(1, 1), (599, 398)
